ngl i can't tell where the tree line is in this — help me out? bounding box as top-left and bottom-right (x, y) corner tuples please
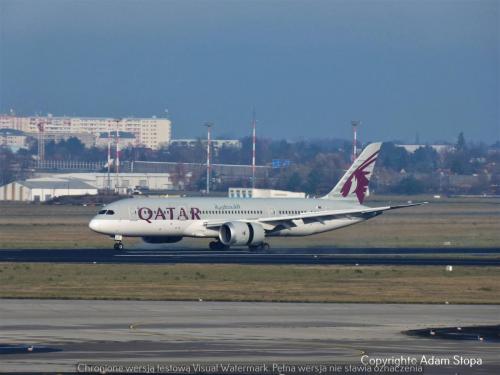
(1, 132), (499, 195)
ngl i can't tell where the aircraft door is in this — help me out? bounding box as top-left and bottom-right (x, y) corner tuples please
(129, 207), (139, 221)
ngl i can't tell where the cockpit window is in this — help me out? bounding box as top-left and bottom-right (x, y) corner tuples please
(98, 209), (107, 215)
(106, 210), (115, 215)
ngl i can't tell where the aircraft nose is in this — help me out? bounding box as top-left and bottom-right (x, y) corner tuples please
(89, 218), (101, 232)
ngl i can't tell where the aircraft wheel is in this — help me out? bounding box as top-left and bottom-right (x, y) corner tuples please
(261, 243), (270, 250)
(114, 242), (124, 250)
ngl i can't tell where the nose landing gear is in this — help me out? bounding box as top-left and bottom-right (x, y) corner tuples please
(113, 234), (124, 250)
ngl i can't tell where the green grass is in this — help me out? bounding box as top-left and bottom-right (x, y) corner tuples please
(0, 263), (499, 303)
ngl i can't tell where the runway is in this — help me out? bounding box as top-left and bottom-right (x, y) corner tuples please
(0, 247), (500, 265)
(1, 300), (499, 374)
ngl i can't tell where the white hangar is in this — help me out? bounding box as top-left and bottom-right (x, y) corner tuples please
(0, 180), (98, 202)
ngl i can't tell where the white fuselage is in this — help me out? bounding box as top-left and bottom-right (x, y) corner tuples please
(89, 197), (369, 239)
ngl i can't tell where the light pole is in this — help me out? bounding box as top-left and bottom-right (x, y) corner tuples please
(204, 122), (213, 194)
(351, 120), (360, 162)
(107, 120), (111, 191)
(115, 118), (121, 191)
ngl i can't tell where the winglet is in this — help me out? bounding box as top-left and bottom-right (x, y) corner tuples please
(322, 142), (382, 204)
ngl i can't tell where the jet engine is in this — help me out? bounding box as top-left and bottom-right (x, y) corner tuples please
(219, 222), (265, 246)
(142, 236), (183, 244)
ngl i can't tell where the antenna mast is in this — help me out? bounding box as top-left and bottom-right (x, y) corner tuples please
(36, 120), (45, 168)
(115, 118), (121, 191)
(107, 120), (112, 191)
(252, 108), (256, 189)
(204, 122), (213, 194)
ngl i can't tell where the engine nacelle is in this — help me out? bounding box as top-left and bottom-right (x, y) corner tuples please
(142, 236), (183, 244)
(219, 222), (265, 246)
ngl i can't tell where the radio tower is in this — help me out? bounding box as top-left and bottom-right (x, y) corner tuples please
(351, 120), (360, 162)
(204, 122), (213, 194)
(251, 109), (256, 189)
(36, 120), (45, 168)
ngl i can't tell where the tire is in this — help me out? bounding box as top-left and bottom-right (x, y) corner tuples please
(261, 243), (270, 250)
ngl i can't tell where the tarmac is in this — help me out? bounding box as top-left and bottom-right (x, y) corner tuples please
(1, 247), (500, 265)
(1, 300), (499, 374)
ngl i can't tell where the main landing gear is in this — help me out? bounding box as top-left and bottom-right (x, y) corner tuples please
(208, 241), (270, 251)
(209, 241), (229, 250)
(249, 243), (270, 251)
(113, 235), (124, 250)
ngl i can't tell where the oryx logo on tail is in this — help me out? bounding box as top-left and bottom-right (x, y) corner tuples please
(340, 151), (379, 204)
(322, 142), (382, 204)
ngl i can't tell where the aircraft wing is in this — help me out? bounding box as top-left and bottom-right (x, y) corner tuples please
(205, 202), (427, 231)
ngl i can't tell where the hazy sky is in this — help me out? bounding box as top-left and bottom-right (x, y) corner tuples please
(0, 0), (498, 142)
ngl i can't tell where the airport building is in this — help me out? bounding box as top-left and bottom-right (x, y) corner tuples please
(0, 115), (172, 150)
(0, 171), (185, 201)
(0, 180), (98, 202)
(36, 172), (180, 191)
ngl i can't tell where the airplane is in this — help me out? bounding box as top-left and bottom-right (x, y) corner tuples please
(89, 142), (426, 250)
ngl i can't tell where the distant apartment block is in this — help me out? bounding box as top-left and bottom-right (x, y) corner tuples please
(0, 115), (172, 150)
(0, 128), (28, 150)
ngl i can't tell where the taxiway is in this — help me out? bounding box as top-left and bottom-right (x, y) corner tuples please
(0, 300), (499, 373)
